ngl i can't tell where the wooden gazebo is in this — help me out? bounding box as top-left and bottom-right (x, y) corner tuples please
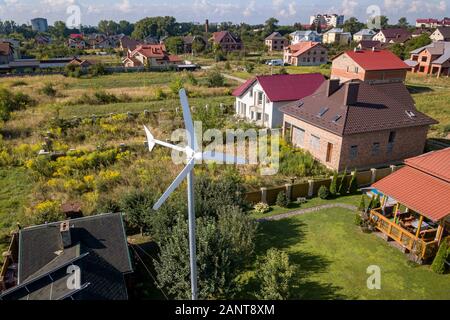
(369, 148), (450, 262)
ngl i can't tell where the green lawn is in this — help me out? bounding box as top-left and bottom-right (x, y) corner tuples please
(250, 194), (363, 219)
(241, 207), (450, 300)
(0, 167), (31, 263)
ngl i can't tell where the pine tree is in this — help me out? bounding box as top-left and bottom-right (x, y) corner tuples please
(348, 171), (358, 194)
(431, 239), (449, 274)
(358, 195), (366, 212)
(338, 169), (348, 195)
(329, 171), (338, 197)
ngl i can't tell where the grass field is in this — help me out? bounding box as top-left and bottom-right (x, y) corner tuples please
(241, 207), (450, 300)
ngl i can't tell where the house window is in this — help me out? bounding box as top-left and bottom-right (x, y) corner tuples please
(292, 127), (305, 147)
(257, 91), (264, 106)
(310, 135), (320, 150)
(256, 112), (262, 121)
(349, 145), (358, 159)
(250, 111), (254, 119)
(354, 67), (359, 73)
(388, 131), (396, 143)
(372, 142), (380, 156)
(249, 90), (253, 98)
(421, 56), (427, 62)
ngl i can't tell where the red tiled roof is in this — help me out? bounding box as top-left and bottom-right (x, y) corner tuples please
(344, 49), (410, 71)
(287, 41), (321, 57)
(168, 54), (182, 62)
(132, 44), (167, 58)
(372, 149), (450, 221)
(232, 73), (325, 102)
(416, 18), (439, 23)
(405, 148), (450, 182)
(69, 34), (83, 39)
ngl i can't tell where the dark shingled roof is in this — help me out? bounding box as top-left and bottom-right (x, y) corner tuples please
(1, 213), (132, 300)
(280, 80), (438, 136)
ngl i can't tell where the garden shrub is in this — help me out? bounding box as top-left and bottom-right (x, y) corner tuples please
(354, 213), (362, 226)
(318, 185), (330, 199)
(0, 88), (35, 121)
(154, 88), (167, 100)
(169, 78), (185, 95)
(338, 169), (348, 195)
(278, 67), (288, 75)
(431, 238), (449, 274)
(255, 248), (295, 300)
(254, 202), (270, 214)
(184, 71), (198, 86)
(276, 191), (289, 208)
(40, 83), (57, 97)
(206, 70), (225, 87)
(32, 200), (64, 224)
(244, 62), (255, 73)
(89, 63), (107, 76)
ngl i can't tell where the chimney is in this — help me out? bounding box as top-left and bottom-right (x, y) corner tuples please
(327, 79), (340, 96)
(344, 82), (360, 106)
(205, 19), (209, 35)
(60, 221), (72, 248)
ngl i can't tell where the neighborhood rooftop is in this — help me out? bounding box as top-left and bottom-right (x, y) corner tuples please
(280, 80), (437, 136)
(343, 49), (410, 71)
(232, 73), (325, 102)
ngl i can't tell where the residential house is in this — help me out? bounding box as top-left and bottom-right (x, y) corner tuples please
(0, 39), (20, 60)
(67, 34), (86, 49)
(118, 35), (141, 52)
(180, 35), (208, 54)
(0, 42), (14, 64)
(284, 41), (328, 66)
(323, 28), (351, 45)
(416, 18), (450, 28)
(356, 40), (387, 50)
(369, 148), (450, 262)
(430, 27), (450, 42)
(211, 31), (243, 52)
(265, 32), (288, 52)
(0, 213), (133, 299)
(310, 14), (344, 28)
(405, 41), (450, 77)
(35, 34), (51, 45)
(122, 44), (182, 68)
(331, 49), (410, 83)
(280, 80), (437, 171)
(352, 29), (376, 42)
(372, 28), (411, 44)
(289, 30), (322, 44)
(232, 73), (325, 128)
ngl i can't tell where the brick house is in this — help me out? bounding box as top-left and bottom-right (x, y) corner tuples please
(429, 27), (450, 42)
(122, 44), (182, 68)
(283, 41), (328, 66)
(372, 28), (411, 44)
(232, 73), (325, 128)
(331, 49), (410, 83)
(405, 41), (450, 77)
(211, 31), (243, 53)
(280, 80), (437, 171)
(323, 28), (351, 45)
(265, 32), (288, 52)
(0, 42), (14, 64)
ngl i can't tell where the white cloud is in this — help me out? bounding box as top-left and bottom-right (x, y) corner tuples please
(117, 0), (133, 13)
(407, 0), (447, 13)
(384, 0), (405, 10)
(243, 0), (256, 17)
(193, 0), (238, 16)
(273, 0), (297, 18)
(342, 0), (358, 16)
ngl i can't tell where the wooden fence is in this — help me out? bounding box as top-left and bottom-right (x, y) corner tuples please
(245, 164), (401, 205)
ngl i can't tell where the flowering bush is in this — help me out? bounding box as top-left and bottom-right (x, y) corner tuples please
(32, 200), (64, 224)
(254, 202), (270, 214)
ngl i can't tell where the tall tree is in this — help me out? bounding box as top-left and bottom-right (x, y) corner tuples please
(264, 17), (279, 36)
(343, 17), (365, 35)
(397, 17), (409, 28)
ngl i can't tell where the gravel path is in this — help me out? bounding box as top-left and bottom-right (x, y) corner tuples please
(257, 203), (358, 222)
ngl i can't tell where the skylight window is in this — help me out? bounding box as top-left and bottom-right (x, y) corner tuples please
(332, 115), (342, 123)
(317, 107), (329, 118)
(405, 110), (416, 119)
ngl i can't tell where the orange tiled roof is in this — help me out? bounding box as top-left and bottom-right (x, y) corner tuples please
(372, 148), (450, 221)
(288, 41), (320, 57)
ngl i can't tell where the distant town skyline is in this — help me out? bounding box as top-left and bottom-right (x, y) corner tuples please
(0, 0), (448, 26)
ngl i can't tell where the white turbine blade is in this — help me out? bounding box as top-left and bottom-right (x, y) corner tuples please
(202, 151), (246, 165)
(153, 158), (195, 210)
(179, 89), (199, 152)
(143, 125), (156, 152)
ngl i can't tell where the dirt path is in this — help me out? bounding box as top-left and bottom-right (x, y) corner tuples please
(257, 203), (358, 222)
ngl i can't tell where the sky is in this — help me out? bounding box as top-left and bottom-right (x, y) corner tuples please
(0, 0), (449, 26)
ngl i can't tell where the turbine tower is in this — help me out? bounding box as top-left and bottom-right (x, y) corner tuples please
(143, 89), (245, 300)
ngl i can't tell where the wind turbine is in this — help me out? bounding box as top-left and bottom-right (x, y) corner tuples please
(143, 89), (245, 300)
